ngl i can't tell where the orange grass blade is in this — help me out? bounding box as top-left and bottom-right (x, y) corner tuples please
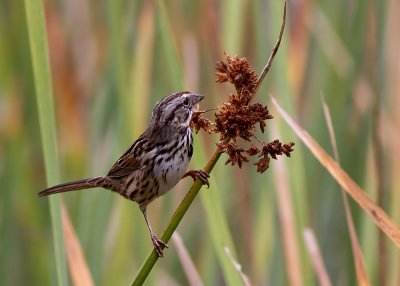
(321, 97), (370, 285)
(271, 96), (400, 248)
(61, 204), (94, 286)
(273, 126), (303, 286)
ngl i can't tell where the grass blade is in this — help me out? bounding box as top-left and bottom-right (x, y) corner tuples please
(129, 1), (155, 135)
(172, 232), (204, 286)
(195, 142), (244, 286)
(224, 247), (252, 286)
(272, 128), (303, 286)
(271, 96), (400, 248)
(156, 0), (184, 88)
(24, 0), (67, 284)
(303, 229), (331, 286)
(321, 96), (370, 285)
(62, 204), (94, 286)
(222, 0), (245, 54)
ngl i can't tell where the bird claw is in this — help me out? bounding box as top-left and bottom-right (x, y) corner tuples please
(183, 169), (210, 188)
(151, 234), (168, 257)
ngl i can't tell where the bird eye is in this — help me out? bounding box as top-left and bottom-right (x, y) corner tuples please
(183, 98), (189, 106)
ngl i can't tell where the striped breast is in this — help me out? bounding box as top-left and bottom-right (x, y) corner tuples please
(152, 127), (193, 196)
(122, 127), (193, 205)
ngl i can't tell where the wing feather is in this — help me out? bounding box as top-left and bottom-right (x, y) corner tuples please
(107, 152), (142, 178)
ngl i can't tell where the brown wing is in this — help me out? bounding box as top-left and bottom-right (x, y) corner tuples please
(107, 152), (142, 178)
(107, 130), (151, 178)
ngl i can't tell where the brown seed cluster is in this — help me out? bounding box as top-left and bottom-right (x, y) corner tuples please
(190, 110), (213, 134)
(191, 52), (294, 173)
(214, 101), (272, 142)
(252, 140), (295, 173)
(216, 52), (257, 105)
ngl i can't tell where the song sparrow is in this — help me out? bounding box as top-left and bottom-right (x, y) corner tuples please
(39, 91), (210, 257)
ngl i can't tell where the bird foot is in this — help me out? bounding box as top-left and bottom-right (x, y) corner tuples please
(151, 234), (168, 257)
(183, 169), (210, 187)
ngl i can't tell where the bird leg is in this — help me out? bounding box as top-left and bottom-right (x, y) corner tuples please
(140, 206), (168, 257)
(182, 169), (210, 187)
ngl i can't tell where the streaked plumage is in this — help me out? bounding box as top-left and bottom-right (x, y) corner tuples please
(39, 91), (209, 257)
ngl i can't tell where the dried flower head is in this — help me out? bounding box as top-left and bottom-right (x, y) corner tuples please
(217, 141), (249, 168)
(254, 140), (295, 173)
(216, 52), (258, 105)
(213, 101), (273, 142)
(190, 49), (293, 173)
(190, 110), (213, 134)
(215, 52), (294, 173)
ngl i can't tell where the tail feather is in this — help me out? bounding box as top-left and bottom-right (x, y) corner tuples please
(38, 177), (104, 197)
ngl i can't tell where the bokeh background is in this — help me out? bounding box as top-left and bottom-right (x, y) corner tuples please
(1, 0), (399, 285)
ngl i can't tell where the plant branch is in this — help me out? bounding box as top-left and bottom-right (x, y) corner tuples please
(253, 1), (286, 96)
(132, 149), (222, 285)
(131, 3), (287, 284)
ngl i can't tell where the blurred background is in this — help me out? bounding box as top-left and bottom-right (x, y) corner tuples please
(1, 0), (399, 285)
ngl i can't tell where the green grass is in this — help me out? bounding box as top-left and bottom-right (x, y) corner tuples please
(24, 0), (67, 284)
(1, 0), (399, 285)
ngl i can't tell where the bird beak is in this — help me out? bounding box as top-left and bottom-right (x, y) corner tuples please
(192, 93), (204, 104)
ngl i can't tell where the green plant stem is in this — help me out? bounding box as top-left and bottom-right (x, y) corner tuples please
(132, 149), (222, 285)
(24, 0), (67, 285)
